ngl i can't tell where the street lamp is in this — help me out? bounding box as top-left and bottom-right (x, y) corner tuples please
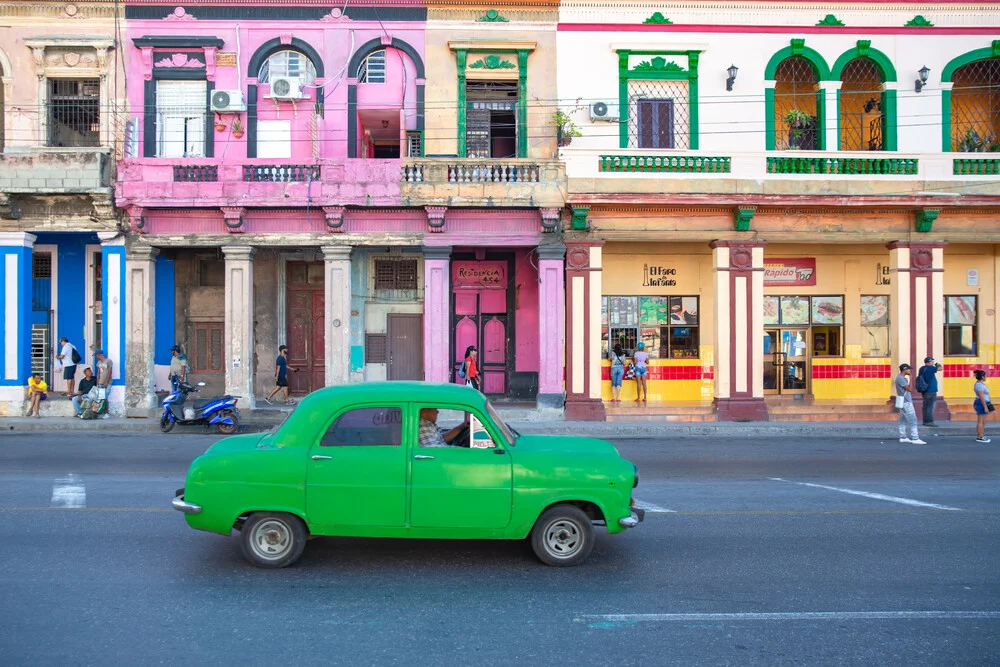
(915, 65), (930, 93)
(726, 64), (738, 92)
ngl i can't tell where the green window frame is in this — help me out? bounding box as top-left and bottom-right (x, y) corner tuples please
(453, 47), (531, 158)
(830, 41), (898, 151)
(616, 49), (702, 150)
(764, 39), (831, 151)
(940, 40), (1000, 152)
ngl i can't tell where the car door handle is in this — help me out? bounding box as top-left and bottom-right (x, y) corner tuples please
(413, 455), (435, 460)
(311, 455), (333, 460)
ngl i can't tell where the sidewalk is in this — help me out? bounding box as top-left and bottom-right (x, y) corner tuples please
(0, 414), (984, 438)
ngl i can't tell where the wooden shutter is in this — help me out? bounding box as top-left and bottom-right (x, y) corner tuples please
(637, 99), (675, 149)
(192, 322), (224, 374)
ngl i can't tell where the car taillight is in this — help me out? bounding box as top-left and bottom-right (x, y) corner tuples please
(630, 497), (636, 507)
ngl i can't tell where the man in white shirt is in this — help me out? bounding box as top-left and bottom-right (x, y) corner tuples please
(56, 337), (78, 396)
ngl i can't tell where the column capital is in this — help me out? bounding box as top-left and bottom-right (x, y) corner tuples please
(322, 205), (346, 232)
(422, 246), (452, 261)
(0, 232), (36, 247)
(126, 206), (145, 234)
(222, 245), (255, 261)
(886, 240), (948, 250)
(425, 206), (447, 233)
(321, 245), (352, 262)
(126, 245), (160, 261)
(539, 208), (561, 233)
(536, 243), (566, 261)
(98, 232), (125, 246)
(221, 206), (245, 233)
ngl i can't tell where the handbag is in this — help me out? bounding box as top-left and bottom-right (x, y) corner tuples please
(894, 395), (905, 409)
(623, 362), (636, 381)
(988, 401), (996, 413)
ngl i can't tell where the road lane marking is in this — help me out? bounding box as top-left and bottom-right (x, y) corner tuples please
(51, 474), (85, 508)
(633, 499), (676, 513)
(768, 477), (963, 511)
(577, 611), (1000, 624)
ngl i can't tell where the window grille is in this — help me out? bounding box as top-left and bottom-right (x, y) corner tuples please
(406, 131), (422, 157)
(951, 58), (1000, 152)
(365, 334), (388, 364)
(47, 79), (100, 147)
(32, 253), (52, 279)
(359, 50), (386, 84)
(627, 80), (689, 150)
(258, 50), (316, 84)
(773, 57), (819, 151)
(840, 58), (885, 151)
(374, 258), (418, 291)
(31, 325), (51, 386)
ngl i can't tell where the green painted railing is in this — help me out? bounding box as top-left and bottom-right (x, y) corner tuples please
(599, 155), (731, 173)
(953, 158), (1000, 176)
(766, 157), (919, 175)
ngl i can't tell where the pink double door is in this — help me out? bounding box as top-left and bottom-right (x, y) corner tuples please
(453, 287), (509, 396)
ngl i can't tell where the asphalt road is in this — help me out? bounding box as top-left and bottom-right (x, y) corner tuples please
(1, 432), (997, 665)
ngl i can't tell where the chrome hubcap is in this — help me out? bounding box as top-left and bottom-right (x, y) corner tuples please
(250, 519), (292, 561)
(543, 519), (582, 559)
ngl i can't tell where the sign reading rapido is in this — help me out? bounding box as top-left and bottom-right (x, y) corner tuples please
(763, 258), (817, 286)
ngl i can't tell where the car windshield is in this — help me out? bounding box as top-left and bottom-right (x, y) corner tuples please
(485, 400), (516, 446)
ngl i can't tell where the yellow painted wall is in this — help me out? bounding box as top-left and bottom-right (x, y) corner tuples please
(940, 245), (998, 401)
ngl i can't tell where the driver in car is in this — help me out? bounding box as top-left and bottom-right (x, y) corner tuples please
(418, 408), (470, 447)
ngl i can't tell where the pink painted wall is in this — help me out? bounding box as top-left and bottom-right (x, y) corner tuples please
(513, 249), (540, 374)
(356, 46), (420, 122)
(124, 15), (425, 160)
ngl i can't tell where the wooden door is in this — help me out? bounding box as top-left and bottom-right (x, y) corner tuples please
(387, 314), (423, 380)
(287, 262), (325, 395)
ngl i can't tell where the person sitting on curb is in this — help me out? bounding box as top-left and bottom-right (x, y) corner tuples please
(71, 367), (97, 418)
(26, 373), (48, 418)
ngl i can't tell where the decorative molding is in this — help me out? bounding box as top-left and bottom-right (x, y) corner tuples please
(733, 207), (755, 232)
(539, 208), (560, 233)
(915, 209), (939, 233)
(477, 9), (508, 23)
(322, 206), (345, 232)
(790, 38), (806, 56)
(164, 6), (196, 21)
(221, 206), (244, 233)
(426, 206), (447, 232)
(632, 57), (684, 73)
(816, 14), (845, 27)
(469, 55), (515, 70)
(566, 244), (591, 270)
(320, 7), (351, 22)
(571, 206), (589, 232)
(643, 12), (672, 25)
(855, 39), (871, 57)
(154, 53), (205, 69)
(904, 15), (934, 27)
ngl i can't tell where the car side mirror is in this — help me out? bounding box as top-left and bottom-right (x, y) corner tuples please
(469, 413), (495, 449)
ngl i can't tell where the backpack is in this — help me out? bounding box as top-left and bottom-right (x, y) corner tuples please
(457, 361), (467, 379)
(915, 372), (929, 393)
(70, 346), (82, 364)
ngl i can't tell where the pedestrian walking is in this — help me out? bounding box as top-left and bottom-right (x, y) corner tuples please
(609, 343), (626, 403)
(895, 363), (925, 444)
(973, 369), (992, 443)
(94, 350), (113, 419)
(56, 337), (80, 396)
(461, 346), (481, 392)
(169, 345), (188, 392)
(25, 372), (48, 417)
(916, 356), (942, 426)
(633, 341), (649, 404)
(264, 345), (298, 405)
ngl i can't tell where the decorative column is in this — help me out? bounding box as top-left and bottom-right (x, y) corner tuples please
(887, 241), (950, 420)
(100, 232), (126, 416)
(710, 240), (768, 421)
(820, 80), (842, 150)
(222, 246), (256, 408)
(423, 246), (451, 383)
(537, 243), (566, 409)
(321, 246), (352, 387)
(124, 245), (158, 417)
(565, 241), (605, 421)
(0, 232), (34, 415)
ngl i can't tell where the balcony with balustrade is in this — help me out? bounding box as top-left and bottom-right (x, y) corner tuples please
(399, 158), (566, 209)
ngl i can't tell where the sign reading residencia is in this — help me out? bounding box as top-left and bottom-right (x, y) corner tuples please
(764, 258), (816, 286)
(453, 261), (506, 289)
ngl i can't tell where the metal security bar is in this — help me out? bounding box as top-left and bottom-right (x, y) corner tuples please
(951, 58), (1000, 151)
(773, 57), (818, 151)
(627, 80), (689, 150)
(47, 79), (100, 147)
(839, 58), (885, 151)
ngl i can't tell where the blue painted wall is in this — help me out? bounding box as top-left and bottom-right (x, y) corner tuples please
(155, 255), (175, 365)
(101, 244), (126, 386)
(350, 250), (367, 373)
(0, 245), (33, 385)
(34, 233), (97, 360)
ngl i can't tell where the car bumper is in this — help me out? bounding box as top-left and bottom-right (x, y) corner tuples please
(172, 488), (201, 515)
(618, 507), (645, 528)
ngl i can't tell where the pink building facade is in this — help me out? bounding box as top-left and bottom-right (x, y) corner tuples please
(116, 1), (566, 415)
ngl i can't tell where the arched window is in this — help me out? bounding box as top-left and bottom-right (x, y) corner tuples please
(358, 50), (386, 84)
(258, 50), (316, 85)
(950, 57), (1000, 151)
(839, 58), (885, 151)
(774, 56), (819, 150)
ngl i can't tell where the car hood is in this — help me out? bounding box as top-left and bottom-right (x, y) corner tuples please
(512, 434), (620, 457)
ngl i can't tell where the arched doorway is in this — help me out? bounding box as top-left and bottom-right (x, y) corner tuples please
(773, 56), (819, 150)
(950, 57), (1000, 151)
(839, 58), (885, 151)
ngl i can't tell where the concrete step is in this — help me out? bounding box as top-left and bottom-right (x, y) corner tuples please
(604, 403), (716, 416)
(37, 397), (78, 417)
(606, 413), (717, 423)
(769, 412), (897, 422)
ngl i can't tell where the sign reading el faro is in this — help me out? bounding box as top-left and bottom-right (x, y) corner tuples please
(763, 258), (817, 286)
(453, 261), (506, 289)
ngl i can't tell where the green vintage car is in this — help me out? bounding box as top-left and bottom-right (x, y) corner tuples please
(173, 382), (643, 568)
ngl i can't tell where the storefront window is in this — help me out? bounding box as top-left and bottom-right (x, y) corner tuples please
(766, 295), (845, 357)
(860, 295), (890, 357)
(605, 295), (699, 358)
(944, 296), (977, 356)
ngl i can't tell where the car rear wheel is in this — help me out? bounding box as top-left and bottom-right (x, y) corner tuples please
(240, 512), (307, 568)
(529, 504), (594, 567)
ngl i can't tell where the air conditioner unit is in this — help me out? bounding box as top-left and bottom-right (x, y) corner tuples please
(590, 100), (620, 121)
(270, 76), (304, 100)
(210, 90), (246, 112)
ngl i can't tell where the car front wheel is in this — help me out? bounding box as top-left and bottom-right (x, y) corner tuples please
(240, 512), (307, 568)
(530, 504), (594, 567)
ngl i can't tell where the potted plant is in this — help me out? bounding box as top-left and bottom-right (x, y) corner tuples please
(956, 128), (1000, 153)
(214, 113), (227, 133)
(554, 109), (582, 147)
(231, 116), (244, 139)
(784, 109), (816, 150)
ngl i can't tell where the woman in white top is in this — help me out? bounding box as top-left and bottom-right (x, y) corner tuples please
(973, 369), (991, 443)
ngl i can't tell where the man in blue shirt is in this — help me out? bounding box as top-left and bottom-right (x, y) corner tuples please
(917, 357), (942, 427)
(264, 345), (298, 405)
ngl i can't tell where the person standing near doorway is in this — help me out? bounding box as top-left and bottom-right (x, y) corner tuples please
(56, 337), (79, 397)
(916, 357), (942, 427)
(94, 350), (113, 419)
(633, 341), (649, 404)
(973, 369), (992, 443)
(609, 343), (625, 403)
(264, 345), (298, 405)
(462, 346), (480, 392)
(169, 345), (188, 393)
(896, 363), (925, 445)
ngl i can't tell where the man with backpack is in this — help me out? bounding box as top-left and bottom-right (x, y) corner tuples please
(916, 357), (943, 427)
(56, 337), (81, 397)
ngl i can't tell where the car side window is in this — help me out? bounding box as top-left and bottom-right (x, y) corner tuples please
(321, 407), (402, 447)
(469, 413), (496, 449)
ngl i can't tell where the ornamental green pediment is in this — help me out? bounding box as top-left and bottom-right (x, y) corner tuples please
(632, 56), (685, 73)
(469, 55), (516, 70)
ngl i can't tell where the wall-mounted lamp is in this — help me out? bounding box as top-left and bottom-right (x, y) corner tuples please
(915, 65), (930, 93)
(726, 64), (738, 92)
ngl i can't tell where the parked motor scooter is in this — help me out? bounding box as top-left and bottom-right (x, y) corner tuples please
(160, 381), (240, 435)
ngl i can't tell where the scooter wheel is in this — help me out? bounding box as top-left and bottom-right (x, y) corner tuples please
(217, 410), (238, 435)
(159, 416), (175, 433)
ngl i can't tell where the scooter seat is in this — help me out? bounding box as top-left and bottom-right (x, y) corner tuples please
(194, 395), (233, 410)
